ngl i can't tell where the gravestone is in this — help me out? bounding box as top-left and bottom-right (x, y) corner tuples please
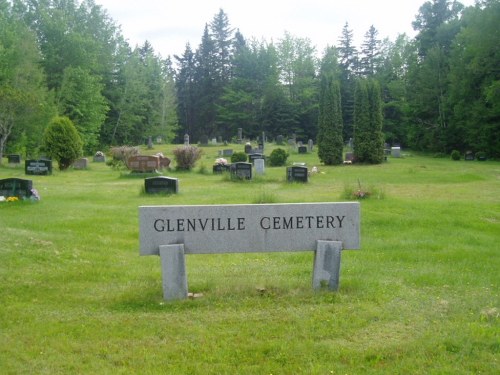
(127, 155), (160, 173)
(212, 138), (217, 145)
(147, 136), (153, 149)
(298, 146), (308, 154)
(254, 158), (265, 175)
(244, 143), (252, 154)
(144, 176), (178, 194)
(230, 162), (252, 180)
(237, 128), (243, 143)
(93, 151), (106, 162)
(0, 178), (33, 199)
(213, 164), (231, 174)
(287, 166), (308, 183)
(25, 159), (52, 175)
(391, 147), (401, 158)
(308, 139), (314, 152)
(248, 153), (264, 164)
(73, 158), (88, 170)
(465, 151), (475, 161)
(154, 153), (171, 169)
(183, 134), (190, 146)
(221, 149), (233, 157)
(7, 154), (21, 164)
(276, 135), (284, 145)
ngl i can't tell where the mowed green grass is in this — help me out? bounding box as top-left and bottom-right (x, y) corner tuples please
(0, 144), (498, 374)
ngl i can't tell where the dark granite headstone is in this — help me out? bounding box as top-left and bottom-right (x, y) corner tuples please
(244, 143), (252, 154)
(230, 162), (252, 180)
(144, 176), (178, 194)
(0, 178), (33, 198)
(465, 151), (475, 161)
(7, 154), (21, 164)
(287, 166), (308, 183)
(298, 146), (307, 154)
(25, 159), (52, 175)
(248, 153), (264, 164)
(213, 164), (231, 174)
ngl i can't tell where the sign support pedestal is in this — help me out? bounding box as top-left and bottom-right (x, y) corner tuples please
(313, 240), (342, 291)
(159, 244), (188, 300)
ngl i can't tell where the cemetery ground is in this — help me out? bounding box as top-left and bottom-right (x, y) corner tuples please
(0, 144), (498, 374)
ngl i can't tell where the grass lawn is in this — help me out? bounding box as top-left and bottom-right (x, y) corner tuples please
(1, 144), (498, 374)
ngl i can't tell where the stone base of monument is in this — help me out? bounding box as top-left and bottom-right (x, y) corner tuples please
(158, 240), (344, 300)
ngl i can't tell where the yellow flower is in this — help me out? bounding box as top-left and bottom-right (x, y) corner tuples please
(7, 196), (19, 202)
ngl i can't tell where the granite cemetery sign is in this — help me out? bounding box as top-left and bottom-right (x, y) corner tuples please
(139, 202), (360, 300)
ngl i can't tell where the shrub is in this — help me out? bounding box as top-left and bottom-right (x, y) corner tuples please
(172, 145), (202, 170)
(231, 152), (247, 163)
(451, 150), (461, 161)
(268, 148), (289, 166)
(110, 146), (139, 162)
(42, 116), (83, 170)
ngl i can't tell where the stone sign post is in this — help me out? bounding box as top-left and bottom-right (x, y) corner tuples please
(139, 202), (360, 300)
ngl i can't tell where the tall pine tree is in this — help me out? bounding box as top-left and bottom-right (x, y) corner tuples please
(317, 74), (343, 165)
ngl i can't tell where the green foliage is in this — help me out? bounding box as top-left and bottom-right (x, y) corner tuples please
(353, 78), (384, 164)
(231, 151), (247, 163)
(268, 148), (288, 166)
(42, 116), (83, 170)
(451, 150), (461, 161)
(317, 74), (343, 165)
(172, 145), (202, 170)
(1, 151), (498, 374)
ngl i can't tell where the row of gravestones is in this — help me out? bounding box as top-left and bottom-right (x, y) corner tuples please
(143, 164), (309, 195)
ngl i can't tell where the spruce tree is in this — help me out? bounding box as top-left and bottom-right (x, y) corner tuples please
(317, 74), (343, 165)
(353, 78), (384, 163)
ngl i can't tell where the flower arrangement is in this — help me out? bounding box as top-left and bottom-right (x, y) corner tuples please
(214, 158), (228, 166)
(6, 196), (19, 202)
(30, 188), (41, 201)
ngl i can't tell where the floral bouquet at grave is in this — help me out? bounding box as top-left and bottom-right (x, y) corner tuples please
(213, 158), (230, 174)
(214, 158), (228, 166)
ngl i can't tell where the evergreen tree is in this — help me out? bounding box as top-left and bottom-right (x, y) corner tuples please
(317, 74), (343, 165)
(359, 25), (381, 77)
(337, 22), (358, 142)
(353, 79), (384, 164)
(42, 115), (82, 170)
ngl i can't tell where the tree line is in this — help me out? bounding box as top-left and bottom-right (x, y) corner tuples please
(0, 0), (498, 162)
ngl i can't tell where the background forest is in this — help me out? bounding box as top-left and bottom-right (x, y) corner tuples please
(0, 0), (499, 160)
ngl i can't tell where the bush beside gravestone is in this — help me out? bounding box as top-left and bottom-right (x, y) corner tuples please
(268, 148), (289, 166)
(451, 150), (461, 161)
(231, 152), (247, 163)
(42, 116), (83, 170)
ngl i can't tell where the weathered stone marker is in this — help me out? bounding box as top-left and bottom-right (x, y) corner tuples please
(139, 202), (360, 300)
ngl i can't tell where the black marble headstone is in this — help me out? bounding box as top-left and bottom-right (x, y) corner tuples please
(287, 166), (308, 183)
(0, 178), (33, 198)
(144, 176), (178, 194)
(230, 162), (252, 180)
(25, 159), (52, 175)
